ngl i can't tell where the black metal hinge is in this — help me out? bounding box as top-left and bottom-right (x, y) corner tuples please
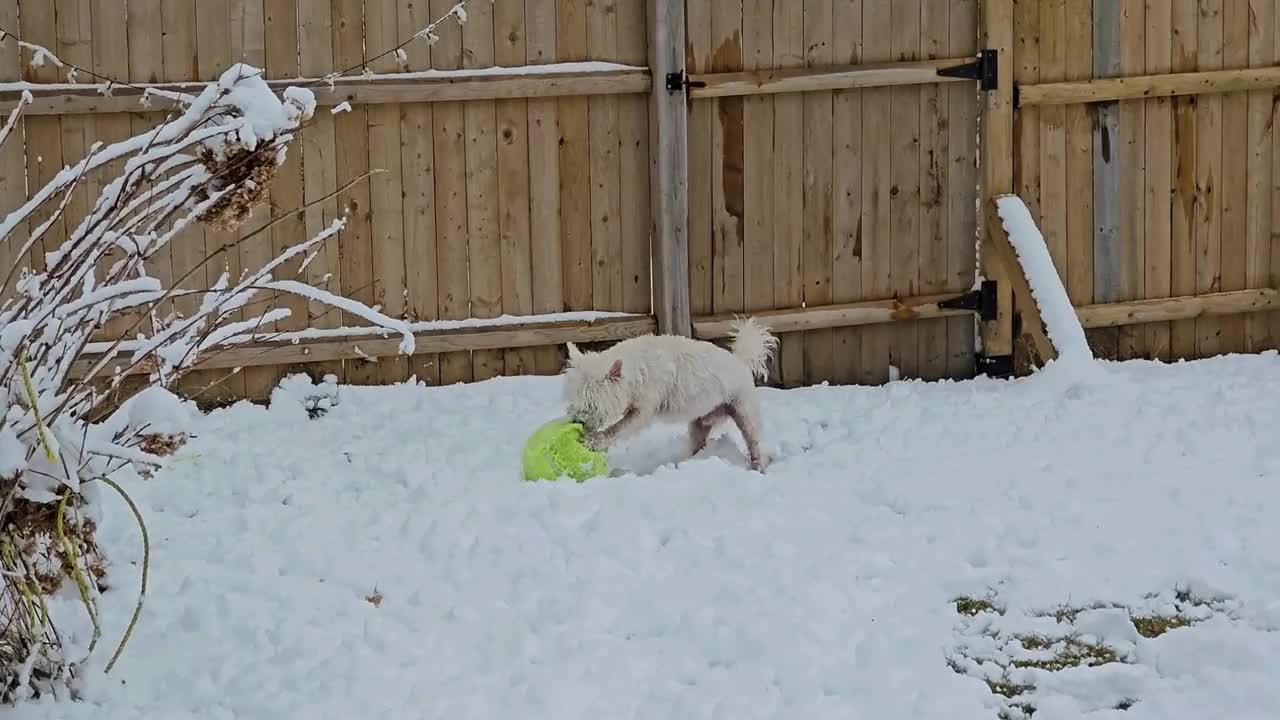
(937, 48), (999, 91)
(938, 279), (999, 322)
(666, 70), (706, 94)
(977, 353), (1014, 379)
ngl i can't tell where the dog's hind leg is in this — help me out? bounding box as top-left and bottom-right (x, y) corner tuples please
(726, 396), (766, 472)
(688, 405), (729, 456)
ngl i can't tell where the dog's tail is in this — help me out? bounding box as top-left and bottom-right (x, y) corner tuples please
(729, 317), (778, 382)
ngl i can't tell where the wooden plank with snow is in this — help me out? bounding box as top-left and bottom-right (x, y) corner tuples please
(0, 65), (653, 116)
(70, 314), (659, 378)
(830, 0), (863, 385)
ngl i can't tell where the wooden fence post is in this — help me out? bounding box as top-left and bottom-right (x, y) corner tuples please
(978, 0), (1015, 372)
(647, 0), (692, 336)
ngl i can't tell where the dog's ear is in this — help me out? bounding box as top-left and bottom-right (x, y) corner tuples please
(607, 358), (623, 382)
(566, 342), (583, 364)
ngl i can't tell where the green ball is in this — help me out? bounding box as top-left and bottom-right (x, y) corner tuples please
(522, 418), (609, 482)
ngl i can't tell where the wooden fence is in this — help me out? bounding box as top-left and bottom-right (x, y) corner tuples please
(4, 0), (1280, 400)
(1003, 0), (1280, 367)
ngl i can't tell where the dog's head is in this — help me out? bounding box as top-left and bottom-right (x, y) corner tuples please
(561, 343), (627, 432)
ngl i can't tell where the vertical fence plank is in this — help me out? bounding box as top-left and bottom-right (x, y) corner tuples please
(588, 0), (623, 312)
(686, 0), (713, 319)
(234, 0), (284, 400)
(496, 0), (536, 375)
(831, 0), (862, 384)
(91, 0), (134, 342)
(1170, 0), (1198, 359)
(1272, 0), (1280, 350)
(463, 0), (504, 381)
(771, 0), (805, 385)
(888, 0), (920, 380)
(802, 0), (834, 383)
(1145, 0), (1174, 361)
(20, 0), (64, 272)
(430, 0), (473, 385)
(399, 2), (441, 385)
(646, 0), (691, 337)
(1039, 0), (1068, 285)
(557, 0), (593, 313)
(1091, 0), (1121, 359)
(332, 0), (378, 384)
(1220, 0), (1250, 353)
(0, 0), (23, 306)
(1196, 0), (1224, 358)
(527, 0), (565, 373)
(618, 0), (651, 317)
(742, 0), (775, 325)
(918, 0), (948, 381)
(54, 0), (92, 250)
(297, 0), (345, 383)
(947, 0), (977, 378)
(194, 0), (247, 402)
(364, 0), (409, 385)
(1118, 2), (1147, 359)
(710, 0), (744, 319)
(860, 0), (892, 384)
(1247, 0), (1275, 352)
(1064, 1), (1093, 311)
(263, 0), (309, 392)
(978, 0), (1015, 363)
(128, 0), (173, 324)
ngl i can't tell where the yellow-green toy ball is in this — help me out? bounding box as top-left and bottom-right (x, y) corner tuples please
(522, 418), (609, 482)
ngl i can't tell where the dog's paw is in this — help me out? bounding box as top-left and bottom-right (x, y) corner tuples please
(583, 431), (608, 451)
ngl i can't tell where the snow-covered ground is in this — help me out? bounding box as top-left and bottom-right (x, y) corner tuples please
(15, 353), (1280, 720)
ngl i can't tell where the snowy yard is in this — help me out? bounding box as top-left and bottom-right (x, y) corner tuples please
(14, 353), (1280, 720)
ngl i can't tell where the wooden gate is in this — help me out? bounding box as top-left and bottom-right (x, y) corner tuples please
(987, 0), (1280, 369)
(674, 1), (989, 387)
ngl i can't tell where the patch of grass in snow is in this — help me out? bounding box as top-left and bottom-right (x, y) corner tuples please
(1009, 635), (1121, 671)
(955, 595), (1001, 617)
(1131, 614), (1193, 638)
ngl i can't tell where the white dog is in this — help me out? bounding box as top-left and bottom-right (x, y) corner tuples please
(561, 318), (778, 472)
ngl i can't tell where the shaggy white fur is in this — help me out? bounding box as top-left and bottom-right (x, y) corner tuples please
(561, 318), (778, 471)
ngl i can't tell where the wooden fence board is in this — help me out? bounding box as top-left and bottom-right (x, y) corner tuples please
(802, 0), (834, 383)
(365, 0), (410, 386)
(917, 0), (948, 381)
(1145, 0), (1174, 361)
(947, 0), (977, 379)
(1170, 0), (1198, 359)
(830, 0), (862, 385)
(495, 0), (537, 376)
(859, 0), (892, 385)
(771, 0), (805, 386)
(1220, 0), (1250, 353)
(742, 0), (775, 328)
(1245, 0), (1274, 353)
(711, 0), (745, 320)
(20, 0), (63, 274)
(588, 0), (622, 315)
(1064, 1), (1093, 312)
(1196, 0), (1224, 359)
(888, 0), (921, 380)
(1118, 0), (1147, 359)
(618, 0), (651, 318)
(526, 0), (564, 376)
(557, 0), (593, 315)
(431, 0), (473, 385)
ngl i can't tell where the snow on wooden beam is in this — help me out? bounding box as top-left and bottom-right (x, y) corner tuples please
(0, 63), (651, 116)
(69, 314), (657, 378)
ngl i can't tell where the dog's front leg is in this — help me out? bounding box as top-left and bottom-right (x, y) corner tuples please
(585, 406), (642, 450)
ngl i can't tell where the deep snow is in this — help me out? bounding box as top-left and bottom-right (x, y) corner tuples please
(14, 353), (1280, 719)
